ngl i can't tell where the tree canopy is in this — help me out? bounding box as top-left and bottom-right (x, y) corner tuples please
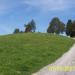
(47, 17), (65, 34)
(13, 17), (75, 37)
(13, 28), (20, 34)
(25, 20), (36, 32)
(66, 20), (75, 37)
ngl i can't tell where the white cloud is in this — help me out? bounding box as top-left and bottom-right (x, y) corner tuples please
(23, 0), (75, 11)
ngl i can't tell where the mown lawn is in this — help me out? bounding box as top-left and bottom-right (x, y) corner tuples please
(0, 33), (74, 75)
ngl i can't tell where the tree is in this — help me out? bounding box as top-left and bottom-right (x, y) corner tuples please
(30, 20), (36, 32)
(47, 17), (65, 34)
(70, 21), (75, 37)
(25, 24), (32, 32)
(13, 28), (20, 34)
(66, 20), (72, 36)
(20, 31), (24, 33)
(66, 20), (75, 37)
(24, 20), (36, 32)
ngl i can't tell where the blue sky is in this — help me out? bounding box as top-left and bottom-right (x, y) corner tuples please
(0, 0), (75, 35)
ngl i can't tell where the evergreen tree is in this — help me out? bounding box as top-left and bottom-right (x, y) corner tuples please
(25, 20), (36, 32)
(66, 20), (75, 37)
(66, 20), (72, 36)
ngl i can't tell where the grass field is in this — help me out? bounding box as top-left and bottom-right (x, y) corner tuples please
(0, 33), (74, 75)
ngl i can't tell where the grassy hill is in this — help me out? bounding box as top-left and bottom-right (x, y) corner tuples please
(0, 33), (74, 75)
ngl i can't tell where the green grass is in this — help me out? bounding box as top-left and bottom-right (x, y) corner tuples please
(0, 33), (74, 75)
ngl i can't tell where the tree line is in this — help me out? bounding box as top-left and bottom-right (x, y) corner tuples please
(14, 19), (36, 33)
(14, 17), (75, 37)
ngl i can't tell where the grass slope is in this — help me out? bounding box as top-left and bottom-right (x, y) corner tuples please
(0, 33), (74, 75)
